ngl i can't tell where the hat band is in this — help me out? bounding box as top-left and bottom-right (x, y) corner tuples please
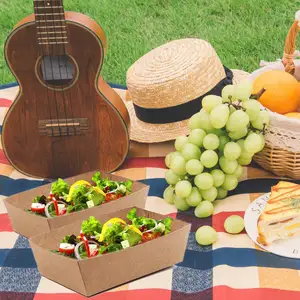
(133, 66), (233, 124)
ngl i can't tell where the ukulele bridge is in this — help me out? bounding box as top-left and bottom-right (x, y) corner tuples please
(38, 118), (89, 136)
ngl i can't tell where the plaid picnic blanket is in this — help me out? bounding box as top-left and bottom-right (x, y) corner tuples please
(1, 85), (300, 300)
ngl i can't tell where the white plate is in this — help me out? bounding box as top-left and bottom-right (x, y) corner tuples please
(244, 193), (300, 259)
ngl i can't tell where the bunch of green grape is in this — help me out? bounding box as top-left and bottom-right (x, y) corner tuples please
(163, 81), (270, 218)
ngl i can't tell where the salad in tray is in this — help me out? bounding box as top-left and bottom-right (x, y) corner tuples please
(27, 171), (133, 218)
(52, 208), (173, 259)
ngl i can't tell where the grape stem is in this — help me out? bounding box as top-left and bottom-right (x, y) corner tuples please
(248, 123), (266, 135)
(250, 88), (266, 100)
(185, 174), (195, 183)
(230, 103), (246, 111)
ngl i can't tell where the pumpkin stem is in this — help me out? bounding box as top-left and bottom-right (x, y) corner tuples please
(250, 88), (266, 100)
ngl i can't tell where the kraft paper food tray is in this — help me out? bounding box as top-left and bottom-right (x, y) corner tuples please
(4, 170), (149, 238)
(29, 207), (191, 297)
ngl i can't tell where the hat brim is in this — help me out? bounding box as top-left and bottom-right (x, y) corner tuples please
(125, 69), (250, 143)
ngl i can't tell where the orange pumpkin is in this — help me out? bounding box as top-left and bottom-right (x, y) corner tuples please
(253, 70), (300, 114)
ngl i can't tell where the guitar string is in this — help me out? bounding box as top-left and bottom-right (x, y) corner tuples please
(58, 1), (77, 136)
(56, 0), (80, 175)
(33, 0), (54, 137)
(49, 0), (71, 137)
(42, 0), (62, 137)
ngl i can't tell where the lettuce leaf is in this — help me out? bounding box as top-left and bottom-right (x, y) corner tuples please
(92, 171), (102, 187)
(103, 223), (124, 243)
(32, 195), (47, 205)
(92, 172), (117, 190)
(81, 216), (102, 236)
(99, 243), (122, 254)
(92, 171), (132, 194)
(127, 208), (155, 229)
(66, 203), (86, 213)
(127, 208), (137, 221)
(123, 180), (133, 192)
(70, 184), (90, 204)
(51, 178), (69, 196)
(159, 217), (173, 234)
(61, 234), (78, 245)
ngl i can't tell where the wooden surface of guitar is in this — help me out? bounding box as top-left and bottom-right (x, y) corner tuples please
(2, 8), (130, 179)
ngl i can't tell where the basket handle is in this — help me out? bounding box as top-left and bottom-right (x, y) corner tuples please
(282, 11), (300, 74)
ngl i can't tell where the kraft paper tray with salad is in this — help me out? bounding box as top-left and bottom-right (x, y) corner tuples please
(52, 208), (173, 259)
(26, 171), (133, 218)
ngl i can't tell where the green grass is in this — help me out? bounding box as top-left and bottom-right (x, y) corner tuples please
(0, 0), (300, 85)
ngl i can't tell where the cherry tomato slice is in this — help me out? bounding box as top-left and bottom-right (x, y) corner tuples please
(142, 232), (161, 243)
(105, 193), (123, 202)
(31, 206), (45, 214)
(59, 247), (74, 255)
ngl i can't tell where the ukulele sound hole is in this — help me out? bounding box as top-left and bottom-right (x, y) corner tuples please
(40, 55), (75, 87)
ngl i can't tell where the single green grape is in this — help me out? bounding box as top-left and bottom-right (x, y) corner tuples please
(165, 169), (181, 185)
(194, 201), (214, 218)
(165, 153), (172, 168)
(237, 156), (252, 166)
(175, 180), (192, 198)
(210, 104), (230, 129)
(202, 95), (223, 112)
(188, 129), (206, 147)
(234, 80), (253, 101)
(163, 186), (175, 204)
(174, 136), (189, 151)
(251, 110), (270, 129)
(258, 134), (265, 152)
(200, 186), (218, 202)
(203, 134), (220, 150)
(233, 164), (243, 179)
(195, 226), (217, 246)
(222, 85), (236, 103)
(226, 110), (250, 132)
(194, 173), (214, 190)
(174, 195), (190, 211)
(200, 150), (219, 168)
(224, 142), (242, 161)
(228, 127), (248, 140)
(170, 155), (187, 176)
(181, 143), (201, 160)
(222, 174), (238, 191)
(243, 100), (261, 121)
(260, 110), (270, 126)
(186, 187), (202, 207)
(211, 169), (225, 187)
(186, 159), (204, 175)
(197, 108), (214, 131)
(188, 112), (202, 130)
(217, 187), (228, 199)
(219, 156), (238, 174)
(218, 135), (230, 152)
(224, 215), (245, 234)
(244, 133), (263, 153)
(236, 140), (254, 158)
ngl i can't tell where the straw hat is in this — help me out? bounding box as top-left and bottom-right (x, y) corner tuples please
(126, 38), (249, 143)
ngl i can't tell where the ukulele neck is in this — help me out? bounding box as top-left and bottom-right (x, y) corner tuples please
(33, 0), (67, 55)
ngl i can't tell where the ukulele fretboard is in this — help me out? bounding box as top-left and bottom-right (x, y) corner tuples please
(33, 0), (68, 51)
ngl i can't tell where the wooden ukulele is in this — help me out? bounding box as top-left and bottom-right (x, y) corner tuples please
(2, 0), (130, 179)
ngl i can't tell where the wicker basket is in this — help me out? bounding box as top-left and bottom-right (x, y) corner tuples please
(250, 12), (300, 179)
